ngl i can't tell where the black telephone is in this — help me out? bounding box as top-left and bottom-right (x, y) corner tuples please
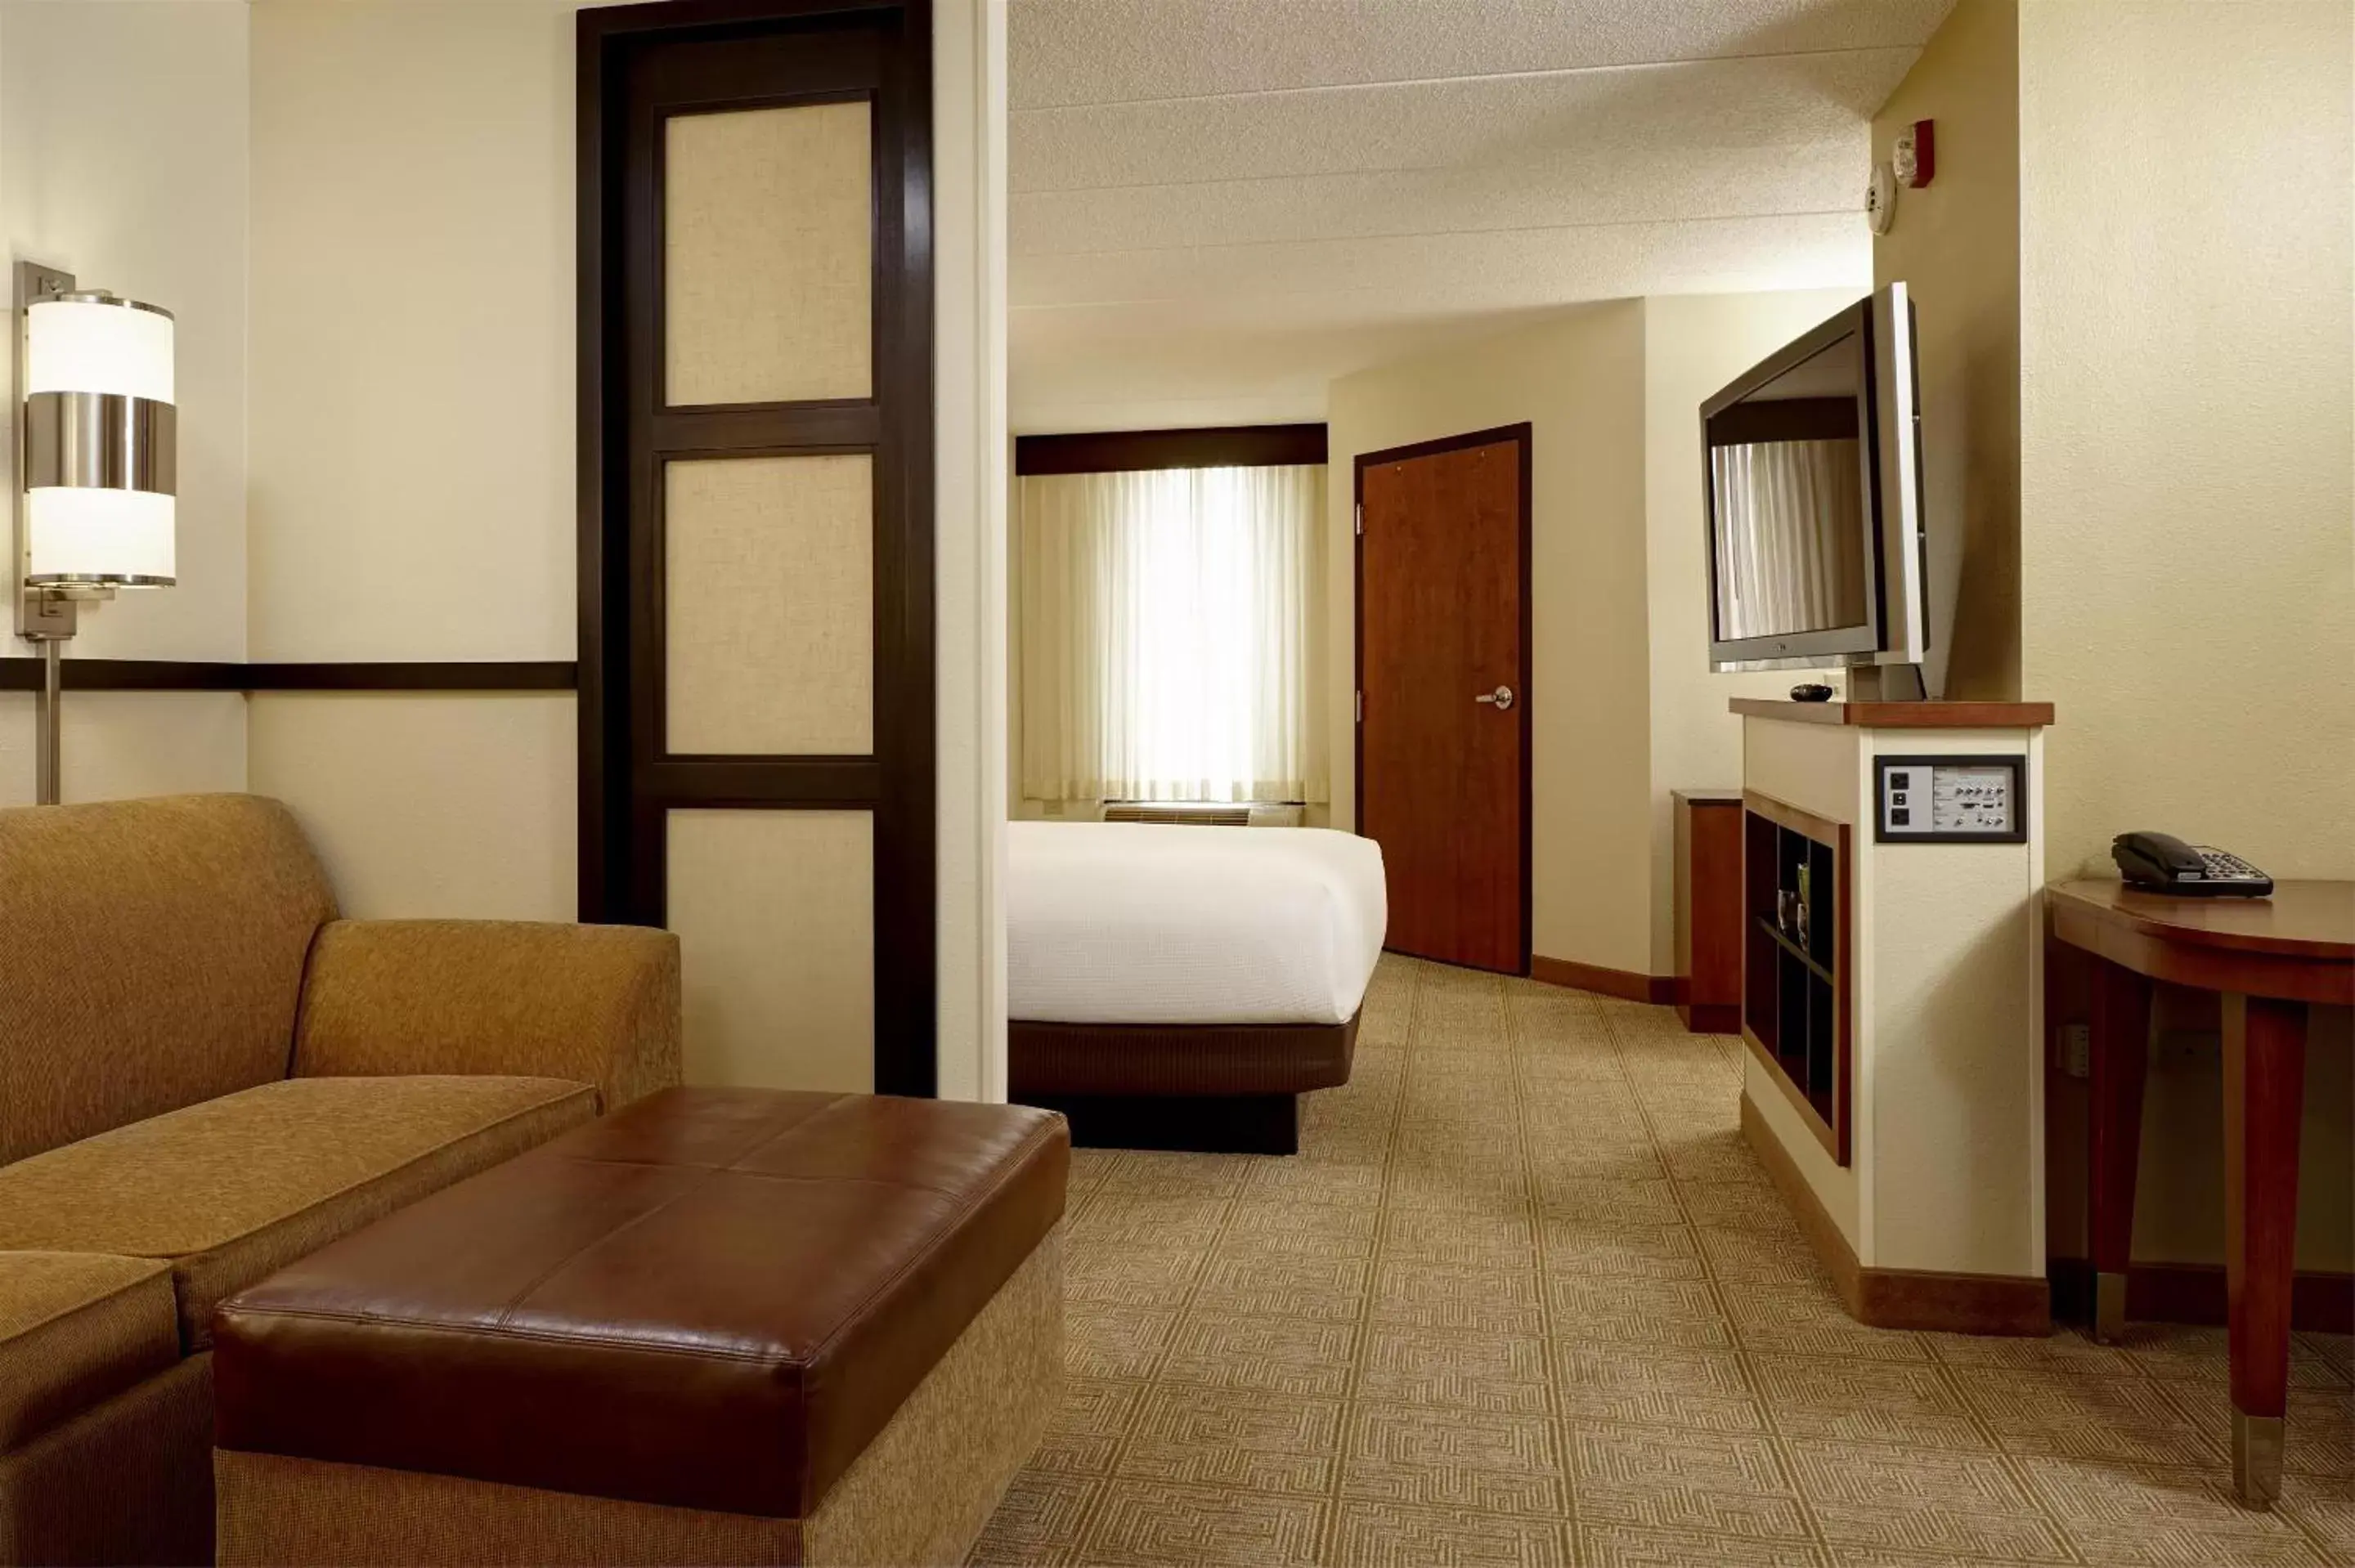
(2113, 831), (2273, 897)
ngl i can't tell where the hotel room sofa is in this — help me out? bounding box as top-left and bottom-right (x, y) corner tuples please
(0, 793), (682, 1567)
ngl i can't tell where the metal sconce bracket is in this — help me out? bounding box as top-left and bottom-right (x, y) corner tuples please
(16, 259), (78, 804)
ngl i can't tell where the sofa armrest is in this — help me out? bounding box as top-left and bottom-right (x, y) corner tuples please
(291, 920), (681, 1110)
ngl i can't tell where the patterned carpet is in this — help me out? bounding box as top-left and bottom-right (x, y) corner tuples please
(972, 955), (2354, 1567)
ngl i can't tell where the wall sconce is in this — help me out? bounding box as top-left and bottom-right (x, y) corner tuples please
(14, 260), (177, 804)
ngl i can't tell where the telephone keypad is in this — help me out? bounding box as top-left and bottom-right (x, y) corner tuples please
(2197, 849), (2266, 883)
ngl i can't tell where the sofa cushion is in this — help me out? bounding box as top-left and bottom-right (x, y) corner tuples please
(0, 1077), (595, 1349)
(0, 794), (338, 1165)
(0, 1252), (179, 1450)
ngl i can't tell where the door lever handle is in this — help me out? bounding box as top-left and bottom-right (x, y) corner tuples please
(1474, 685), (1515, 710)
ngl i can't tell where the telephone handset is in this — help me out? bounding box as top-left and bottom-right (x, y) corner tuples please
(2112, 831), (2273, 897)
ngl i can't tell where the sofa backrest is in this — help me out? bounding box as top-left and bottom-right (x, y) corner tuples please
(0, 794), (338, 1165)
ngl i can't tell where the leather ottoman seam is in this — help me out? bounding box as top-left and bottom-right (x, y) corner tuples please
(804, 1118), (1066, 1363)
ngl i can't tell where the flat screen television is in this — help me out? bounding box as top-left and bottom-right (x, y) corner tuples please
(1701, 282), (1927, 673)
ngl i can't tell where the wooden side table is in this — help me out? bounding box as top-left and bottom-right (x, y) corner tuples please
(2047, 879), (2353, 1508)
(1673, 789), (1744, 1033)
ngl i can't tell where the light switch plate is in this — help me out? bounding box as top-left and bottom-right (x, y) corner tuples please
(2059, 1024), (2090, 1079)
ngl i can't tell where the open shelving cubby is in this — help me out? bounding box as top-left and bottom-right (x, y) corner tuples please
(1741, 791), (1850, 1166)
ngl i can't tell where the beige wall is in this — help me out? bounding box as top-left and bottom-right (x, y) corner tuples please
(2013, 0), (2354, 1272)
(1330, 291), (1864, 979)
(1874, 0), (2025, 701)
(244, 0), (576, 918)
(248, 692), (578, 920)
(1872, 0), (2021, 704)
(248, 0), (575, 664)
(1640, 291), (1859, 972)
(2017, 0), (2353, 887)
(0, 693), (245, 807)
(0, 0), (249, 804)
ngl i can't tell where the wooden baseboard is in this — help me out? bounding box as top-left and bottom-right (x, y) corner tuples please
(1531, 955), (1675, 1005)
(1677, 1001), (1740, 1034)
(2049, 1257), (2353, 1335)
(1740, 1094), (2050, 1336)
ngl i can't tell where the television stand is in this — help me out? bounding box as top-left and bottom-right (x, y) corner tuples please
(1730, 697), (2056, 1334)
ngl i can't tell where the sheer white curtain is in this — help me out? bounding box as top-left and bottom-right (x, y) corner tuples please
(1019, 464), (1327, 804)
(1711, 440), (1866, 638)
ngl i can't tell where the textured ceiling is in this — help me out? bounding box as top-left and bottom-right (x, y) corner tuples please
(1007, 0), (1952, 432)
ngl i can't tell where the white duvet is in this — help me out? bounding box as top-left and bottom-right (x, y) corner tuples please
(1007, 822), (1388, 1026)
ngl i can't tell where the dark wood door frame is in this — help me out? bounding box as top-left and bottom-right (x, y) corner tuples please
(1352, 423), (1534, 975)
(577, 0), (936, 1095)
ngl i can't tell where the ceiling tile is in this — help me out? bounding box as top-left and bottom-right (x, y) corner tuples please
(1013, 212), (1868, 312)
(1011, 0), (1955, 109)
(1005, 0), (1945, 431)
(1013, 139), (1860, 259)
(1012, 49), (1915, 194)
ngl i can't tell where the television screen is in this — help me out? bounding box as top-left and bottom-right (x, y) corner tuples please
(1705, 330), (1869, 644)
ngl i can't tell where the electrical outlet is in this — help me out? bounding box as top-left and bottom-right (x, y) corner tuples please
(2059, 1023), (2091, 1079)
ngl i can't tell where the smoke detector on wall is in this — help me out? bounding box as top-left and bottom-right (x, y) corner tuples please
(1866, 162), (1898, 235)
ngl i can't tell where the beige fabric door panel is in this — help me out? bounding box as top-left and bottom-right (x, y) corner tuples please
(663, 101), (872, 407)
(665, 455), (873, 758)
(666, 809), (874, 1093)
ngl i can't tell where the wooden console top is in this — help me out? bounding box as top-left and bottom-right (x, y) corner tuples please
(2048, 879), (2354, 966)
(1729, 698), (2056, 728)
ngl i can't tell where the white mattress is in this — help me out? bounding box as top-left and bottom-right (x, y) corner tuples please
(1007, 822), (1388, 1026)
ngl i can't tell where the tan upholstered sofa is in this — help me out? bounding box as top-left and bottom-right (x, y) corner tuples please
(0, 794), (681, 1566)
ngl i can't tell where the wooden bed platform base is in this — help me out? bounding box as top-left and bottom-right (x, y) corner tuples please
(1020, 1092), (1300, 1155)
(1007, 1012), (1357, 1157)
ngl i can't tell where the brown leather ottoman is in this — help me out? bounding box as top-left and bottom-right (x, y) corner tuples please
(210, 1087), (1068, 1567)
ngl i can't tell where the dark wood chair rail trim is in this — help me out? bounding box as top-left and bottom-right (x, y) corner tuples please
(1014, 423), (1327, 475)
(0, 659), (578, 693)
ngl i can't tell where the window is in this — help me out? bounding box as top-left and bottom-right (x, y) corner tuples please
(1017, 464), (1326, 804)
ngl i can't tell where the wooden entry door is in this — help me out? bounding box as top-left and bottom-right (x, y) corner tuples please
(1356, 426), (1530, 974)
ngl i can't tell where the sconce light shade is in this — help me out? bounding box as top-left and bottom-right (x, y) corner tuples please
(25, 488), (175, 582)
(26, 298), (174, 401)
(22, 292), (176, 586)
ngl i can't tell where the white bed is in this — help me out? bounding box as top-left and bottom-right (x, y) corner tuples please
(1007, 820), (1387, 1026)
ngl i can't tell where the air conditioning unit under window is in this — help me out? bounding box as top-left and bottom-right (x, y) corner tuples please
(1100, 802), (1303, 827)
